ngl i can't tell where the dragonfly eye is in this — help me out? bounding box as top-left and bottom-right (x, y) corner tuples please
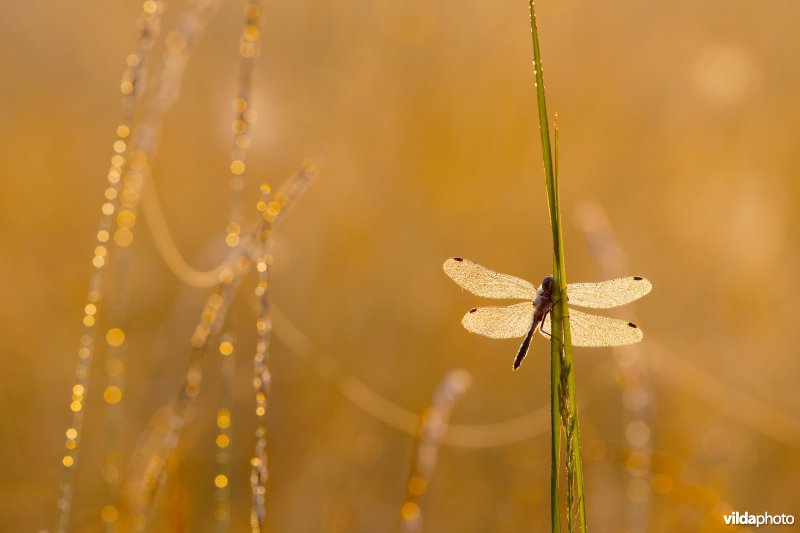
(541, 276), (554, 291)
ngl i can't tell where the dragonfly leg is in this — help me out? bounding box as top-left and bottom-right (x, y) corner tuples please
(539, 311), (551, 338)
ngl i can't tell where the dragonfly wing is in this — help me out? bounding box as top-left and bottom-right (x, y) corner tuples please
(540, 308), (643, 347)
(462, 302), (533, 339)
(566, 277), (652, 309)
(444, 257), (536, 300)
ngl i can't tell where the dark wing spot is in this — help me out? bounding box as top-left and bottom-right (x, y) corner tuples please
(469, 308), (477, 313)
(453, 257), (464, 262)
(633, 276), (643, 281)
(628, 322), (638, 328)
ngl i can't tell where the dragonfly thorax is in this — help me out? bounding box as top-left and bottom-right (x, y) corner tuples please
(532, 275), (555, 325)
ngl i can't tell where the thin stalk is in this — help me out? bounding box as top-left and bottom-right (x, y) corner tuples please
(549, 257), (563, 533)
(526, 3), (561, 529)
(527, 1), (587, 531)
(553, 108), (587, 533)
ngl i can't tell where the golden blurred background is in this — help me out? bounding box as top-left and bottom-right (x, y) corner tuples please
(1, 0), (799, 531)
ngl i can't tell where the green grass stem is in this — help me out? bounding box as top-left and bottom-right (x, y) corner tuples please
(526, 1), (588, 531)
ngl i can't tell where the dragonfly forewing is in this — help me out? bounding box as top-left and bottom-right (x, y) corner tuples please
(462, 302), (533, 339)
(541, 308), (643, 347)
(567, 276), (652, 309)
(444, 257), (536, 300)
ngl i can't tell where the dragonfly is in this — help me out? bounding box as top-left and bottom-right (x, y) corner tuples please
(443, 257), (652, 370)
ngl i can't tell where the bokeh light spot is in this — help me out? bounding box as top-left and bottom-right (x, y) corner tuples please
(101, 505), (119, 523)
(219, 341), (234, 355)
(400, 502), (420, 521)
(104, 386), (122, 404)
(106, 328), (126, 347)
(407, 476), (427, 496)
(114, 227), (134, 247)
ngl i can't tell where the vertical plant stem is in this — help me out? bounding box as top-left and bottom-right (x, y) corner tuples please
(555, 117), (573, 533)
(250, 196), (272, 532)
(553, 121), (587, 530)
(215, 331), (235, 531)
(527, 2), (560, 530)
(549, 274), (563, 533)
(400, 370), (471, 533)
(54, 5), (164, 531)
(527, 1), (587, 531)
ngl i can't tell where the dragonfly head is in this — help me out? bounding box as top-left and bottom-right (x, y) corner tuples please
(540, 275), (554, 294)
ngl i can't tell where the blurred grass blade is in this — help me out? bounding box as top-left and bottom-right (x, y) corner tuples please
(400, 370), (471, 532)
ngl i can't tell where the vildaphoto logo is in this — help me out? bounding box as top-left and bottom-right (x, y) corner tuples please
(723, 511), (795, 527)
